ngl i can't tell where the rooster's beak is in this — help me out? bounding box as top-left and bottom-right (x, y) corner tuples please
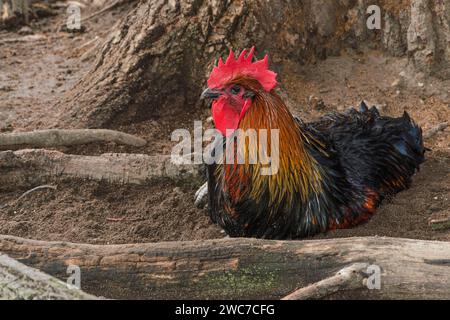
(201, 88), (221, 100)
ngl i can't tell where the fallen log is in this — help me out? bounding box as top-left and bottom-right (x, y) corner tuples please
(0, 149), (202, 190)
(0, 129), (146, 150)
(0, 253), (97, 299)
(0, 235), (449, 299)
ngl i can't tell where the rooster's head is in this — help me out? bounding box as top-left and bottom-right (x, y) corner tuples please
(201, 47), (278, 136)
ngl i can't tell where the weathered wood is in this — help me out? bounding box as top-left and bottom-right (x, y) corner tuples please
(1, 235), (449, 299)
(281, 263), (370, 300)
(0, 149), (202, 190)
(0, 129), (146, 150)
(0, 254), (97, 300)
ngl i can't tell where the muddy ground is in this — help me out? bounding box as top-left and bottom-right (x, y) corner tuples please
(0, 3), (449, 244)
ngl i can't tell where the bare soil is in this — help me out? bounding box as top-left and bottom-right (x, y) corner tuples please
(0, 4), (449, 244)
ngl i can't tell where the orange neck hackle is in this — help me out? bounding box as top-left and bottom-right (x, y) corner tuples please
(219, 79), (324, 209)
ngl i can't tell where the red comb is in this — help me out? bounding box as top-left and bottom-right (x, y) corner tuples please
(207, 47), (278, 92)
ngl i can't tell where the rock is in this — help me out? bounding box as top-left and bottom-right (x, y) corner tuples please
(172, 187), (183, 195)
(391, 78), (401, 87)
(375, 103), (386, 113)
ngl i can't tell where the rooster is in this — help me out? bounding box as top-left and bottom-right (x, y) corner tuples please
(196, 48), (425, 239)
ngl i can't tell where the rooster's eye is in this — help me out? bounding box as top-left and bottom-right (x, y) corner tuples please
(230, 85), (241, 95)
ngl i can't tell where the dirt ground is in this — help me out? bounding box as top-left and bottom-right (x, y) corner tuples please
(0, 4), (449, 244)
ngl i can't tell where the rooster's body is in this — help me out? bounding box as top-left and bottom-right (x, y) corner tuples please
(200, 48), (425, 239)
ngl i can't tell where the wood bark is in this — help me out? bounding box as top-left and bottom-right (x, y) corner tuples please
(1, 235), (449, 300)
(55, 0), (450, 129)
(0, 149), (202, 190)
(0, 253), (97, 299)
(1, 0), (29, 26)
(0, 129), (146, 150)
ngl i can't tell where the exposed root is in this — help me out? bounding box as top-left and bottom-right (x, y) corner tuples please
(0, 149), (202, 190)
(16, 185), (58, 202)
(281, 263), (370, 300)
(0, 129), (146, 150)
(1, 184), (57, 209)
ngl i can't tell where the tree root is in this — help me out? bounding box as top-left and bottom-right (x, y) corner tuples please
(0, 149), (201, 190)
(281, 263), (370, 300)
(16, 185), (57, 201)
(0, 129), (146, 150)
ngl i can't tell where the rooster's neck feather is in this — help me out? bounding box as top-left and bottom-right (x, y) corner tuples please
(220, 90), (325, 209)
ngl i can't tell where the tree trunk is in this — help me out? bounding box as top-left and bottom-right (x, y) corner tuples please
(1, 235), (450, 300)
(1, 0), (29, 27)
(0, 253), (97, 299)
(56, 0), (325, 128)
(56, 0), (450, 128)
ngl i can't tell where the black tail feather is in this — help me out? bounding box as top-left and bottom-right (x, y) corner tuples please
(395, 111), (426, 167)
(359, 101), (368, 112)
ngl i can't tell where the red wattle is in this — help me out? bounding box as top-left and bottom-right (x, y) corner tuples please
(212, 98), (252, 137)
